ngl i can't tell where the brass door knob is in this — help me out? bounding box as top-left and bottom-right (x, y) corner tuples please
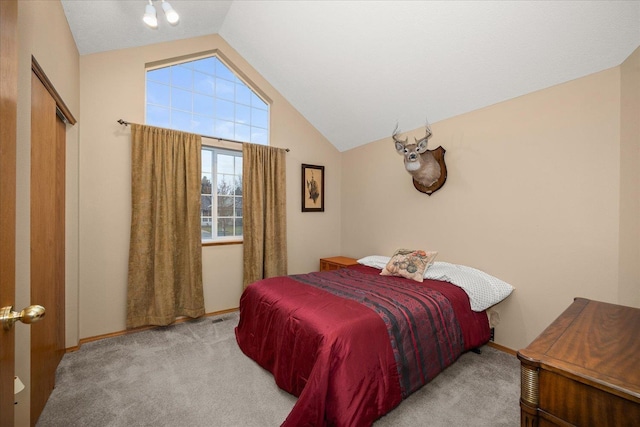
(0, 305), (46, 330)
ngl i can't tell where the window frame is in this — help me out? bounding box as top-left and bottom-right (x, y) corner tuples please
(143, 51), (272, 246)
(201, 144), (243, 245)
(145, 52), (271, 145)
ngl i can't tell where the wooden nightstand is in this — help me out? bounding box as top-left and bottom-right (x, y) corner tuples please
(319, 256), (358, 271)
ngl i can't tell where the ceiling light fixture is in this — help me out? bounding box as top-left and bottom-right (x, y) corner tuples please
(143, 0), (180, 29)
(143, 0), (158, 28)
(161, 0), (180, 25)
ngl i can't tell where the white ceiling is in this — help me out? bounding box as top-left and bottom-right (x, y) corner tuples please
(61, 0), (640, 152)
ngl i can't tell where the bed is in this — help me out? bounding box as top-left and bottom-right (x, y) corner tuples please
(235, 259), (513, 426)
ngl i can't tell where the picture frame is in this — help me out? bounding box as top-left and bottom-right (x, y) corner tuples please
(301, 164), (324, 212)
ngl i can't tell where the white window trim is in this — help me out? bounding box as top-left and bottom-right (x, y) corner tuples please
(201, 142), (243, 244)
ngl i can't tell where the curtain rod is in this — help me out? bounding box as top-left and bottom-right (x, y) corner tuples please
(117, 119), (290, 152)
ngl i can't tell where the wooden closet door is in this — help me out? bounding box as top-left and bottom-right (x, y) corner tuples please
(30, 71), (65, 426)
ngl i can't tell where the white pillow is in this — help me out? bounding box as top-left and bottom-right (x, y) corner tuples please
(423, 262), (514, 311)
(357, 255), (390, 270)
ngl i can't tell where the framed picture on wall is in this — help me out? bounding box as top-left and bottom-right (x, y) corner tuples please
(301, 164), (324, 212)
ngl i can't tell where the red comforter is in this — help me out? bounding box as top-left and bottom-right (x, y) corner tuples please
(235, 264), (490, 426)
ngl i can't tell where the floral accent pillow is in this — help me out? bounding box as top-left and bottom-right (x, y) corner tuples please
(380, 249), (438, 282)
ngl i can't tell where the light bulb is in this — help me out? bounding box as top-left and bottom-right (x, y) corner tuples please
(143, 3), (158, 28)
(162, 1), (180, 25)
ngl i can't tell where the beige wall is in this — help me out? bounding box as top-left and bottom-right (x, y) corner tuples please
(77, 38), (638, 350)
(15, 1), (80, 424)
(619, 46), (640, 307)
(341, 67), (628, 351)
(78, 34), (341, 339)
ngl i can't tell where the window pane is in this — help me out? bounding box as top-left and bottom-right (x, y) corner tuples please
(201, 151), (212, 173)
(235, 123), (250, 142)
(201, 220), (212, 240)
(218, 196), (233, 217)
(171, 110), (192, 132)
(193, 115), (214, 136)
(201, 195), (212, 216)
(194, 71), (215, 96)
(171, 87), (192, 111)
(201, 174), (212, 194)
(215, 120), (234, 139)
(216, 78), (234, 101)
(193, 93), (214, 116)
(216, 60), (236, 82)
(251, 92), (267, 109)
(217, 155), (235, 174)
(235, 104), (250, 124)
(234, 176), (242, 196)
(235, 85), (251, 106)
(217, 218), (234, 236)
(217, 174), (234, 195)
(194, 57), (215, 75)
(146, 105), (170, 127)
(235, 157), (243, 174)
(147, 67), (170, 84)
(252, 108), (268, 128)
(251, 127), (268, 145)
(171, 66), (193, 90)
(179, 60), (194, 69)
(234, 218), (243, 237)
(215, 99), (234, 121)
(235, 196), (243, 216)
(147, 81), (170, 106)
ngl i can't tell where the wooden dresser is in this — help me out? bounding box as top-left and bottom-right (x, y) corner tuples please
(517, 298), (640, 427)
(319, 256), (358, 271)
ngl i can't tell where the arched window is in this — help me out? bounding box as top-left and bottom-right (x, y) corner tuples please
(146, 55), (269, 144)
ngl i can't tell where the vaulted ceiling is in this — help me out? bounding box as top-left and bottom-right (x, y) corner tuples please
(61, 1), (640, 152)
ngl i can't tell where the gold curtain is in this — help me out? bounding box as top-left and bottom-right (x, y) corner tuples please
(242, 143), (288, 287)
(126, 124), (205, 328)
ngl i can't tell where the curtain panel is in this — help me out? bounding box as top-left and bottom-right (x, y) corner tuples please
(242, 143), (288, 288)
(126, 124), (205, 328)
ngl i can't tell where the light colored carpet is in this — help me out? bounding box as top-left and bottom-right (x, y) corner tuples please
(37, 312), (520, 426)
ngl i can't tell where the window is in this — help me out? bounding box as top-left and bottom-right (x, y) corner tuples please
(146, 55), (269, 145)
(201, 147), (243, 242)
(146, 54), (270, 243)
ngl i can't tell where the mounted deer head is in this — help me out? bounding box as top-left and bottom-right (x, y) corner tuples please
(393, 123), (442, 188)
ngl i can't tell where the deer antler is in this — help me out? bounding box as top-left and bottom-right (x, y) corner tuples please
(392, 117), (443, 190)
(414, 120), (433, 146)
(392, 124), (406, 144)
(393, 122), (432, 144)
